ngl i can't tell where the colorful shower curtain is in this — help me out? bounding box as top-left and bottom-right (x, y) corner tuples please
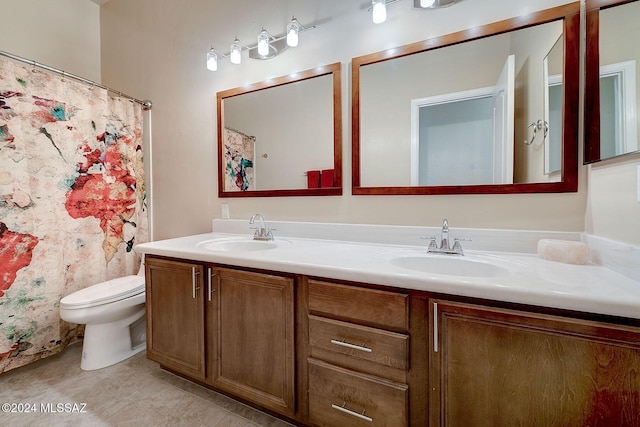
(0, 57), (148, 372)
(223, 127), (255, 191)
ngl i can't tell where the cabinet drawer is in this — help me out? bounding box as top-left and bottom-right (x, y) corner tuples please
(308, 280), (409, 330)
(308, 358), (408, 427)
(309, 315), (408, 380)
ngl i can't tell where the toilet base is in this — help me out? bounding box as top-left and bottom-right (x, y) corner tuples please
(80, 307), (146, 370)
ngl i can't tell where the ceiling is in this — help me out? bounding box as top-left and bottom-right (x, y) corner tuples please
(89, 0), (110, 5)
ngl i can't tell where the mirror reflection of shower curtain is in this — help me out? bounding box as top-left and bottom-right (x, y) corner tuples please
(223, 127), (255, 191)
(0, 56), (148, 372)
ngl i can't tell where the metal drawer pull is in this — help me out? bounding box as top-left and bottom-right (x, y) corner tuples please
(191, 267), (200, 299)
(207, 267), (216, 301)
(331, 402), (373, 422)
(433, 302), (438, 353)
(330, 339), (372, 353)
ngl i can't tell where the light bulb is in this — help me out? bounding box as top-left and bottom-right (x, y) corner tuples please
(420, 0), (436, 7)
(287, 18), (299, 47)
(372, 0), (386, 24)
(206, 49), (218, 71)
(257, 29), (270, 56)
(230, 39), (242, 65)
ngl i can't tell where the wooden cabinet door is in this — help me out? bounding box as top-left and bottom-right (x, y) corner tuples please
(145, 257), (205, 380)
(430, 299), (640, 427)
(210, 267), (295, 417)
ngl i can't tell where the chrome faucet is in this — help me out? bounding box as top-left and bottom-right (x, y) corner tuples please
(427, 218), (464, 255)
(249, 213), (274, 241)
(440, 219), (450, 251)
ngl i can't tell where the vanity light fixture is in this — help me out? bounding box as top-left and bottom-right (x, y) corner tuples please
(412, 0), (459, 9)
(206, 17), (315, 71)
(257, 29), (271, 57)
(206, 48), (218, 71)
(230, 38), (242, 65)
(370, 0), (459, 23)
(372, 0), (388, 23)
(286, 18), (300, 47)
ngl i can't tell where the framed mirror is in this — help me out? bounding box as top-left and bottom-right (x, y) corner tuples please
(585, 0), (640, 164)
(352, 4), (579, 195)
(217, 62), (342, 197)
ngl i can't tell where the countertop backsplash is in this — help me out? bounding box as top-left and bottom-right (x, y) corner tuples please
(582, 234), (640, 283)
(212, 218), (639, 283)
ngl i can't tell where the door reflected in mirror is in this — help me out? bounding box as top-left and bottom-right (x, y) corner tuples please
(585, 0), (640, 163)
(413, 91), (501, 186)
(352, 4), (580, 195)
(217, 63), (342, 197)
(409, 54), (514, 186)
(599, 60), (638, 158)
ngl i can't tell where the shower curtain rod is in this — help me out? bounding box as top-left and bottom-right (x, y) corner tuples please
(0, 49), (152, 110)
(225, 126), (256, 141)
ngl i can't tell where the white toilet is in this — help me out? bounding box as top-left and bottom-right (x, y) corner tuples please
(59, 263), (146, 370)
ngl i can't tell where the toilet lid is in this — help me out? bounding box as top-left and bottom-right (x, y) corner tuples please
(60, 275), (145, 309)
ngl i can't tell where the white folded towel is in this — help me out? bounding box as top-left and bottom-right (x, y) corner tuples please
(537, 239), (590, 265)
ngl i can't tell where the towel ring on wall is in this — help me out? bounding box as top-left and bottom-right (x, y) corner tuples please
(524, 119), (548, 145)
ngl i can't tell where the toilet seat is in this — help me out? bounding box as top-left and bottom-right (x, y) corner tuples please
(60, 275), (145, 310)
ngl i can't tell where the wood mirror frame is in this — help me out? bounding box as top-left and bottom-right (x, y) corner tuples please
(217, 62), (342, 198)
(585, 0), (640, 164)
(351, 3), (579, 195)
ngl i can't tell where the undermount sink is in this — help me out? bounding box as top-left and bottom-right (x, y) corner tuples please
(197, 237), (291, 252)
(390, 254), (524, 278)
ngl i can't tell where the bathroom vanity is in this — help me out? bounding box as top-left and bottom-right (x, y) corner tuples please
(135, 221), (640, 427)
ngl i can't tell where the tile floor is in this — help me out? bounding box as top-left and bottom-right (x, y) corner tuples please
(0, 343), (291, 426)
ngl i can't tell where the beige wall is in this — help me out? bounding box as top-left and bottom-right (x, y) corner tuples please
(586, 156), (640, 244)
(98, 0), (591, 241)
(0, 1), (636, 245)
(0, 0), (101, 82)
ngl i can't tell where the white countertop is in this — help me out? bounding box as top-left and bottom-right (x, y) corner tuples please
(135, 231), (640, 320)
